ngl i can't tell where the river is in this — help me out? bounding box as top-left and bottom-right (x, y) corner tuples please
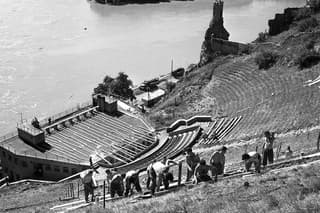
(0, 0), (305, 134)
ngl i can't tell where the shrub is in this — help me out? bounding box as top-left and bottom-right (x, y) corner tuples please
(256, 31), (268, 43)
(294, 8), (312, 21)
(305, 40), (315, 49)
(295, 50), (320, 69)
(166, 81), (176, 93)
(298, 17), (318, 32)
(255, 51), (279, 69)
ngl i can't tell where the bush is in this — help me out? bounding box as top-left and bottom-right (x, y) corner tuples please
(255, 50), (279, 69)
(305, 40), (316, 50)
(298, 17), (318, 32)
(166, 81), (176, 93)
(295, 50), (320, 69)
(294, 8), (312, 21)
(256, 32), (268, 43)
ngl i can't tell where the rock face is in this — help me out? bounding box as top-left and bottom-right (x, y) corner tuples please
(199, 0), (229, 66)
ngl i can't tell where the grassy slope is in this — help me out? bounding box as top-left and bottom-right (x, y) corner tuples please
(84, 159), (320, 213)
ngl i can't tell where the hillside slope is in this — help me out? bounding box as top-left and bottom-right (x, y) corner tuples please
(149, 12), (320, 142)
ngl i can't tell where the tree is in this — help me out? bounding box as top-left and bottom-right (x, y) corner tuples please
(93, 72), (134, 100)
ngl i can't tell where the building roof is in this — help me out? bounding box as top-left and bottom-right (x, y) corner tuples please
(139, 89), (166, 102)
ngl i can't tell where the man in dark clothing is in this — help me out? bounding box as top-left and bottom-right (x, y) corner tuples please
(209, 146), (227, 180)
(262, 131), (275, 166)
(185, 147), (200, 182)
(194, 159), (215, 184)
(124, 170), (142, 197)
(106, 169), (124, 198)
(81, 169), (96, 202)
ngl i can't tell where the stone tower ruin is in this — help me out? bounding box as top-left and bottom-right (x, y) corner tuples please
(209, 0), (229, 40)
(200, 0), (230, 65)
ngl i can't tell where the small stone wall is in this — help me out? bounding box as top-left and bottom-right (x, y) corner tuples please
(211, 38), (248, 55)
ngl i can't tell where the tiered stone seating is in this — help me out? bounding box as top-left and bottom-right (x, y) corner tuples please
(45, 111), (156, 165)
(199, 116), (242, 145)
(116, 126), (201, 173)
(205, 61), (320, 141)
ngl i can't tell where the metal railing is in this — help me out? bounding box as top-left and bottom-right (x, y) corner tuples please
(36, 101), (91, 127)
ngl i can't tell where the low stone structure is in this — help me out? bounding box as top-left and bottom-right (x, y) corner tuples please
(211, 38), (248, 55)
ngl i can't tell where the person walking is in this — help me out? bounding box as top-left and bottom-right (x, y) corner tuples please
(80, 169), (97, 203)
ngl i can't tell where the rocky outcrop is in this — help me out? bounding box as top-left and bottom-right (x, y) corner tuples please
(199, 0), (230, 66)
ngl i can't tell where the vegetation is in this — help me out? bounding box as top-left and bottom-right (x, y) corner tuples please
(255, 50), (279, 69)
(298, 17), (318, 32)
(295, 49), (320, 69)
(256, 31), (268, 43)
(294, 8), (312, 21)
(93, 72), (134, 100)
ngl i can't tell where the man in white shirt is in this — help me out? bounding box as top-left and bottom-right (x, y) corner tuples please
(146, 157), (177, 195)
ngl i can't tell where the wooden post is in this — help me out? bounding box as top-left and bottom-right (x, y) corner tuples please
(77, 181), (80, 198)
(103, 181), (106, 209)
(317, 132), (320, 151)
(71, 183), (74, 198)
(178, 161), (182, 186)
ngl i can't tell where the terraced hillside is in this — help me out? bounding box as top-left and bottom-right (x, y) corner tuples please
(204, 59), (320, 141)
(150, 13), (320, 143)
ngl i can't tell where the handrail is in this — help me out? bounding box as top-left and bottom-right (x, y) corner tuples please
(38, 101), (92, 127)
(44, 106), (98, 130)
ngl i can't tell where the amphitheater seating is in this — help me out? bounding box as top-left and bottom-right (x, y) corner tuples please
(198, 116), (242, 145)
(45, 111), (156, 165)
(115, 126), (201, 173)
(204, 61), (320, 141)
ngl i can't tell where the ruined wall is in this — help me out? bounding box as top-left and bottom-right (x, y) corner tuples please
(268, 8), (300, 36)
(211, 38), (248, 55)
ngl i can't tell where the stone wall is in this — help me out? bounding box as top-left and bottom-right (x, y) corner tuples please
(268, 8), (300, 36)
(211, 38), (248, 55)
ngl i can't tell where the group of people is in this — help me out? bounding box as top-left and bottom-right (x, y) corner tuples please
(100, 157), (178, 200)
(185, 146), (226, 184)
(81, 130), (290, 202)
(186, 131), (284, 184)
